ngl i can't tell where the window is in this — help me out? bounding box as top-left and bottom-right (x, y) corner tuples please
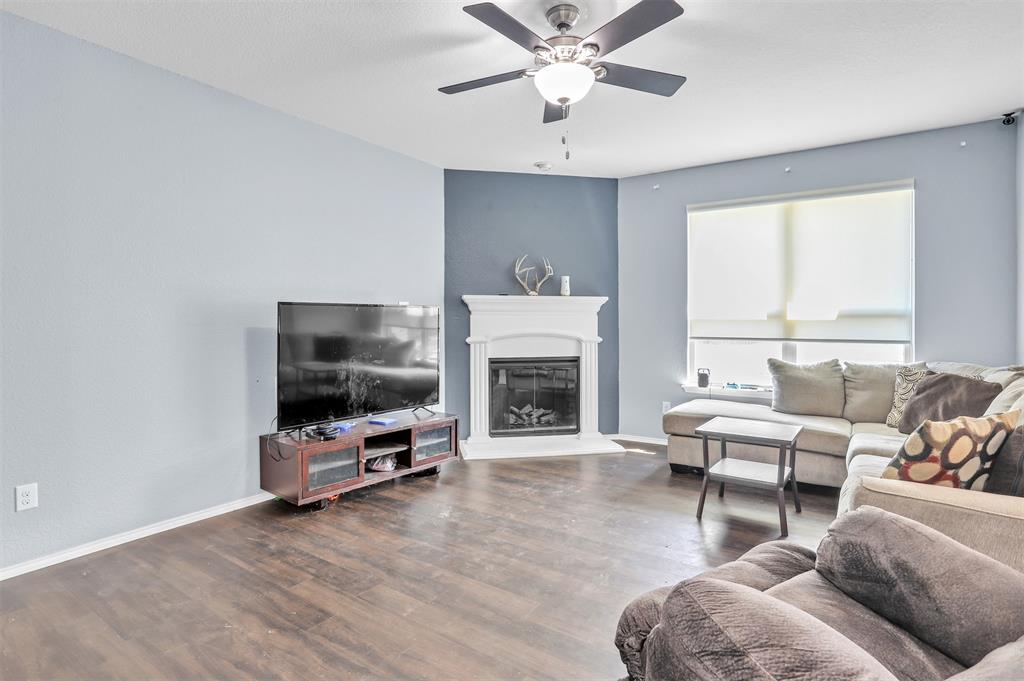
(686, 183), (914, 387)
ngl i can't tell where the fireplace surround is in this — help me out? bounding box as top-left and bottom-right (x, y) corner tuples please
(461, 295), (624, 459)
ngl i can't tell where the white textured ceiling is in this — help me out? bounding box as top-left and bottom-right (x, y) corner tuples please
(4, 0), (1023, 178)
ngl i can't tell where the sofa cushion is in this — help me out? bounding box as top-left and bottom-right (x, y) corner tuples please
(663, 399), (851, 456)
(852, 422), (903, 437)
(769, 357), (846, 417)
(816, 506), (1024, 667)
(847, 454), (893, 480)
(644, 577), (898, 681)
(882, 411), (1021, 490)
(846, 426), (906, 467)
(843, 363), (899, 424)
(927, 361), (1024, 388)
(838, 455), (897, 513)
(767, 571), (963, 681)
(897, 373), (1002, 434)
(885, 362), (930, 427)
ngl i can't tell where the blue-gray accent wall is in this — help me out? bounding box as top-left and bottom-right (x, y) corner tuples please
(619, 120), (1021, 437)
(444, 170), (619, 435)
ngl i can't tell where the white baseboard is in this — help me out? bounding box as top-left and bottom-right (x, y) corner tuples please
(0, 491), (275, 582)
(609, 433), (668, 446)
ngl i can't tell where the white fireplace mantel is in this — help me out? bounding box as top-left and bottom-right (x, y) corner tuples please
(460, 295), (624, 460)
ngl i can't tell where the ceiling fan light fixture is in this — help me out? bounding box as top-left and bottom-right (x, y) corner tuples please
(533, 62), (595, 105)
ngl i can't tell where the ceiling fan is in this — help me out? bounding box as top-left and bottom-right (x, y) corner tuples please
(439, 0), (687, 124)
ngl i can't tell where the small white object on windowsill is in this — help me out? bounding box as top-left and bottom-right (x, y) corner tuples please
(560, 276), (571, 296)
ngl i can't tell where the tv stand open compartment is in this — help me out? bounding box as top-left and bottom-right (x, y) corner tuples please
(259, 412), (458, 507)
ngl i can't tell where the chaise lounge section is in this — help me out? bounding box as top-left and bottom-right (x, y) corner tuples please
(664, 397), (856, 487)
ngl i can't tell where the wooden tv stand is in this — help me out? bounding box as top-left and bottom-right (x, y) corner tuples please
(259, 411), (459, 508)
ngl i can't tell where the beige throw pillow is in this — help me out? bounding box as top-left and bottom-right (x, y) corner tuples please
(768, 358), (845, 418)
(985, 376), (1024, 416)
(885, 362), (929, 428)
(842, 362), (899, 423)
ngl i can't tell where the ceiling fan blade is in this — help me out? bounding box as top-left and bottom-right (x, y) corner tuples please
(543, 101), (569, 124)
(439, 69), (528, 94)
(596, 62), (686, 96)
(464, 3), (553, 54)
(580, 0), (684, 58)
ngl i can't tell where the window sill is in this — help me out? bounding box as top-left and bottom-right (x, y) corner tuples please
(681, 384), (773, 399)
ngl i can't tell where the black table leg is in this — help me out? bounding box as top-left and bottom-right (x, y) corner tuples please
(777, 488), (788, 537)
(696, 434), (710, 519)
(789, 442), (802, 513)
(777, 444), (788, 537)
(718, 437), (727, 498)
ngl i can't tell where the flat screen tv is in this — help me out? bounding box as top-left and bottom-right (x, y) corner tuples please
(277, 302), (440, 429)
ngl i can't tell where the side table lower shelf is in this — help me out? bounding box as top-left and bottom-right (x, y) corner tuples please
(707, 459), (792, 488)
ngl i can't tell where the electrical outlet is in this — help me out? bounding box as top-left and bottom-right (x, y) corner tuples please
(662, 401), (672, 414)
(16, 483), (38, 512)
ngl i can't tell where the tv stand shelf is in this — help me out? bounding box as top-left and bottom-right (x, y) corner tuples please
(259, 412), (458, 507)
(363, 443), (410, 460)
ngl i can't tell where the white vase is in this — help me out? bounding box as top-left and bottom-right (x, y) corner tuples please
(560, 276), (571, 296)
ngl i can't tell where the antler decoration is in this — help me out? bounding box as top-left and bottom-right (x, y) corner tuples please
(514, 254), (535, 295)
(513, 255), (554, 296)
(534, 257), (553, 293)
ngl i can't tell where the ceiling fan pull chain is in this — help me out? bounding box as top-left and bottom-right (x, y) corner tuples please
(563, 130), (570, 160)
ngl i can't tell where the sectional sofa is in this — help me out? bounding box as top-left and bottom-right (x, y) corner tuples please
(612, 363), (1024, 680)
(662, 360), (1024, 570)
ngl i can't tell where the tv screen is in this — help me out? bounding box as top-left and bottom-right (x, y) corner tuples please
(277, 302), (440, 429)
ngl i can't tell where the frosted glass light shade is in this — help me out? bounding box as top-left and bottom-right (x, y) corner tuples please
(533, 62), (595, 105)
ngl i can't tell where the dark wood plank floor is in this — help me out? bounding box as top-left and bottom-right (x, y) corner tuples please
(1, 451), (838, 680)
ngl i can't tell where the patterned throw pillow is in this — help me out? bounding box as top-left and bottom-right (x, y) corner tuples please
(882, 410), (1021, 490)
(885, 363), (929, 428)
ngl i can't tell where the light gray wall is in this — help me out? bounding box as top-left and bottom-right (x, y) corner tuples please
(0, 14), (444, 568)
(619, 121), (1020, 437)
(1018, 122), (1024, 363)
(444, 170), (619, 434)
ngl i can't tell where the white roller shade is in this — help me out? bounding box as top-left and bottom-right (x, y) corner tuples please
(687, 186), (913, 343)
